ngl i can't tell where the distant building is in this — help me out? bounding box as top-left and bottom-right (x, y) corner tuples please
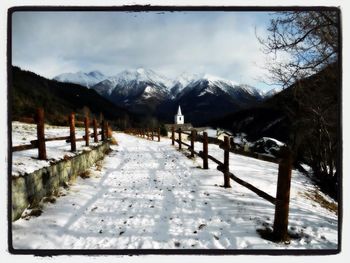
(174, 105), (184, 125)
(216, 129), (233, 141)
(164, 105), (192, 131)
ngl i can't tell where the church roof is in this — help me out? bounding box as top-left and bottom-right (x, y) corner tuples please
(177, 105), (183, 116)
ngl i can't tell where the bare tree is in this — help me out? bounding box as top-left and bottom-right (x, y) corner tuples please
(259, 11), (339, 88)
(259, 10), (340, 198)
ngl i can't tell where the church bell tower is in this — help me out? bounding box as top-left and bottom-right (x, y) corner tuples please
(174, 105), (184, 125)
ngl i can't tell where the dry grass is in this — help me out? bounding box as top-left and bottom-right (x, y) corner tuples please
(110, 136), (118, 145)
(107, 127), (113, 138)
(63, 155), (71, 161)
(95, 160), (103, 171)
(42, 196), (57, 204)
(21, 208), (43, 220)
(79, 170), (91, 179)
(303, 190), (338, 215)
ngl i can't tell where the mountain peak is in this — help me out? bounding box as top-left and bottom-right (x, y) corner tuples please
(136, 68), (145, 74)
(88, 70), (104, 77)
(53, 70), (106, 88)
(201, 74), (238, 86)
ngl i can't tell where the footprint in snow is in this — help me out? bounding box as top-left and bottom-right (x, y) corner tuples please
(198, 224), (206, 230)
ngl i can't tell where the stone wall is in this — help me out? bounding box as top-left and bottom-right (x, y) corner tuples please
(164, 123), (193, 131)
(11, 142), (111, 221)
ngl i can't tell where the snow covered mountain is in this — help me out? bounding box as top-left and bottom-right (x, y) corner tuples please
(53, 70), (106, 88)
(263, 87), (283, 98)
(92, 68), (173, 114)
(53, 68), (281, 124)
(160, 75), (267, 125)
(93, 68), (171, 98)
(176, 74), (264, 101)
(170, 72), (202, 98)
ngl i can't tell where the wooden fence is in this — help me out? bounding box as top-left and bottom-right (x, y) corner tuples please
(125, 127), (161, 142)
(191, 132), (281, 164)
(171, 126), (292, 241)
(12, 108), (111, 160)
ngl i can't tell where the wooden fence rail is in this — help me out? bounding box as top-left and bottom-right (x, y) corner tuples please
(125, 127), (161, 142)
(171, 127), (292, 241)
(12, 108), (111, 160)
(193, 133), (280, 164)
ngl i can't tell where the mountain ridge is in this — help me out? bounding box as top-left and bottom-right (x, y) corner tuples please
(52, 68), (281, 125)
(53, 68), (278, 98)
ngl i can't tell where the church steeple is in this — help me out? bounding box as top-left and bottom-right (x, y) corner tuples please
(174, 105), (184, 125)
(177, 105), (182, 116)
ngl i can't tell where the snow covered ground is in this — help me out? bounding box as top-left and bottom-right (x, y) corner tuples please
(11, 131), (338, 250)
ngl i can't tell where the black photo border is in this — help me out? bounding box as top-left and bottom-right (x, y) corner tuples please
(7, 4), (343, 257)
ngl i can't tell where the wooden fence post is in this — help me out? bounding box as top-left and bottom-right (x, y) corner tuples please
(93, 118), (98, 142)
(36, 108), (47, 160)
(273, 148), (293, 241)
(84, 117), (90, 146)
(190, 130), (195, 158)
(105, 121), (109, 140)
(178, 128), (182, 150)
(158, 127), (160, 142)
(151, 129), (154, 141)
(69, 113), (76, 152)
(171, 126), (175, 145)
(203, 132), (208, 169)
(101, 120), (105, 141)
(223, 136), (231, 188)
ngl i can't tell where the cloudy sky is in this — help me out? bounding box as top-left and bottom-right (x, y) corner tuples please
(12, 11), (277, 90)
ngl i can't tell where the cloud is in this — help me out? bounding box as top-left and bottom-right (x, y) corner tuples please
(12, 11), (276, 90)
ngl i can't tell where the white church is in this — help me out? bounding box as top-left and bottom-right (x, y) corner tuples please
(174, 105), (184, 125)
(165, 105), (192, 131)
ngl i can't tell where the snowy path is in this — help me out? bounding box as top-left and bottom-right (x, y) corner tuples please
(12, 133), (338, 250)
